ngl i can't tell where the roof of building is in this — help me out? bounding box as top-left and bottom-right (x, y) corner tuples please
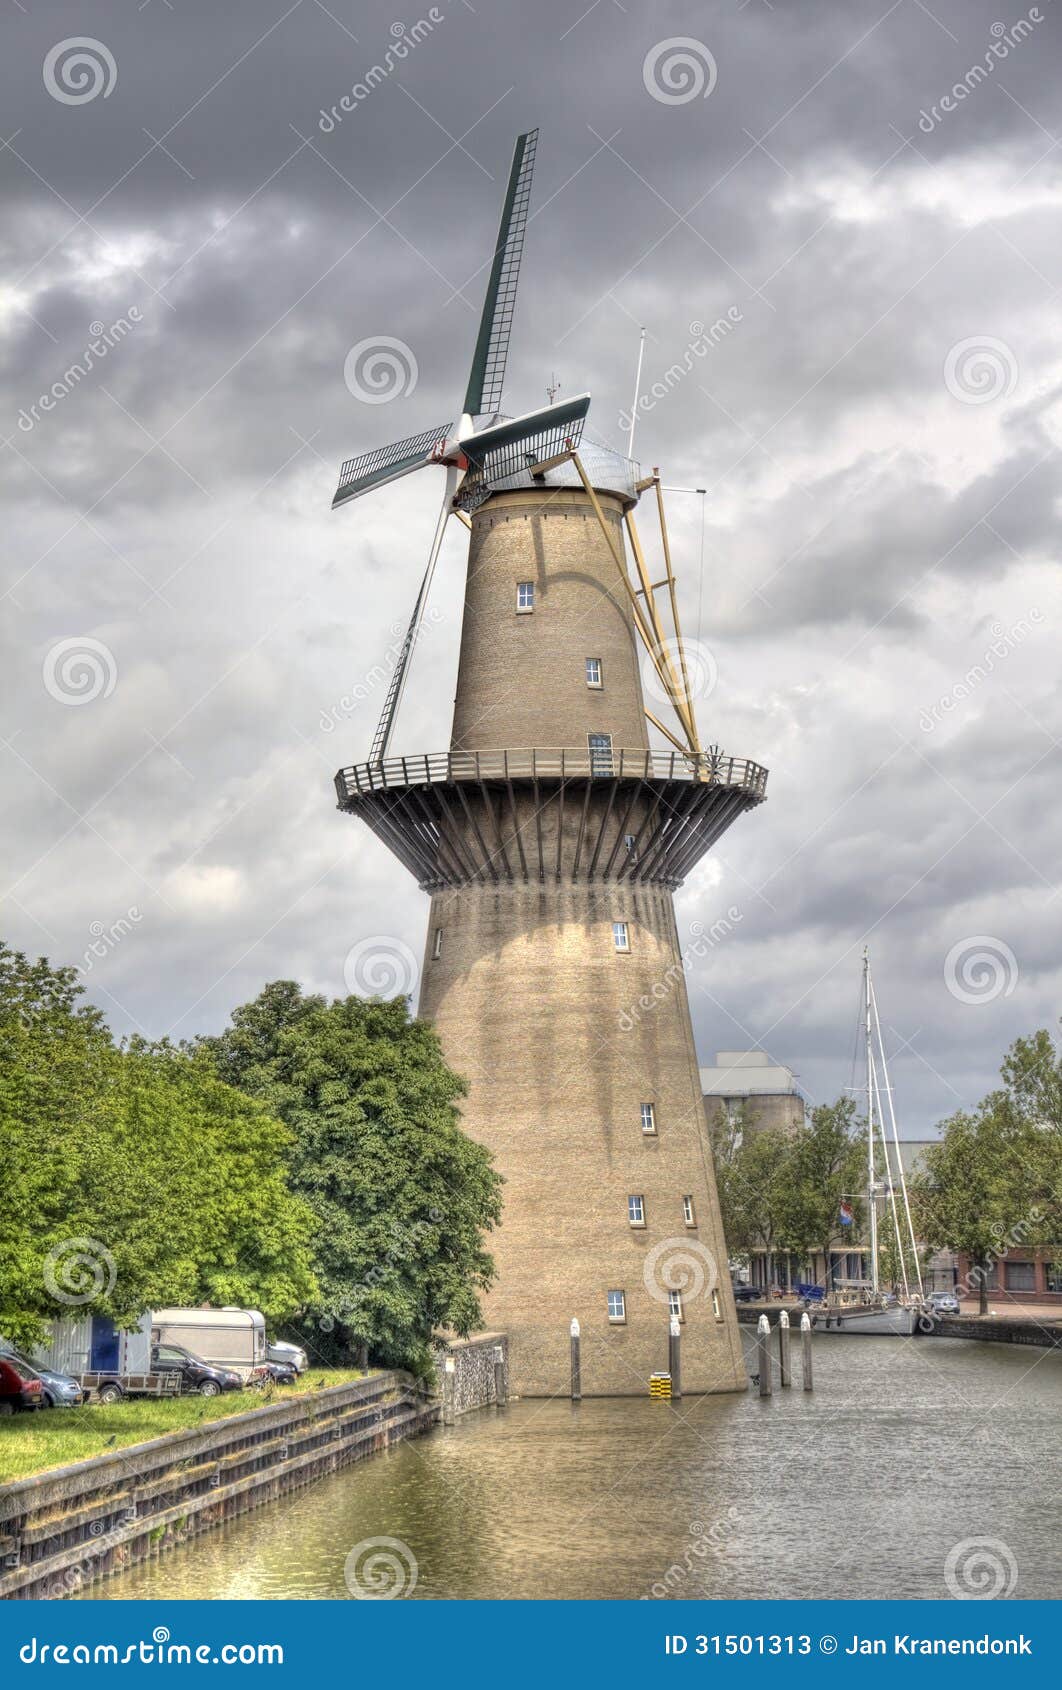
(700, 1050), (802, 1098)
(489, 431), (642, 507)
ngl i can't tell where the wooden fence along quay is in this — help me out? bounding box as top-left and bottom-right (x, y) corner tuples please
(0, 1373), (436, 1601)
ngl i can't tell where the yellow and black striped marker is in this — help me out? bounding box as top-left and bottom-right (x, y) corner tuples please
(649, 1372), (672, 1399)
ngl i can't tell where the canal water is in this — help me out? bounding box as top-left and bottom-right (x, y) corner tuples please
(82, 1335), (1059, 1600)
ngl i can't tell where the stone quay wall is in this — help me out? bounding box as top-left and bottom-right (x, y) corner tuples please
(0, 1373), (436, 1601)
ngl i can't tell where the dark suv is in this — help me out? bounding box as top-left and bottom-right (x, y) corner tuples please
(150, 1343), (242, 1398)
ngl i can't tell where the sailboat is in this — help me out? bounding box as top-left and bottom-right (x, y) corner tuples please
(815, 949), (925, 1336)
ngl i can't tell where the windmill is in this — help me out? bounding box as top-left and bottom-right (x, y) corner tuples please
(333, 128), (706, 773)
(329, 129), (768, 1399)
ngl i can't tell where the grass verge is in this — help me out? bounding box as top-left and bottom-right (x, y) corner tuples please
(0, 1369), (368, 1485)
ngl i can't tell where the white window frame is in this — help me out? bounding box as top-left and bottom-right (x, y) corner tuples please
(711, 1288), (722, 1320)
(628, 1194), (645, 1228)
(516, 580), (534, 613)
(669, 1289), (684, 1322)
(607, 1289), (626, 1323)
(624, 833), (638, 859)
(588, 731), (614, 775)
(640, 1101), (656, 1136)
(432, 928), (443, 960)
(613, 921), (630, 953)
(683, 1195), (696, 1227)
(585, 656), (603, 689)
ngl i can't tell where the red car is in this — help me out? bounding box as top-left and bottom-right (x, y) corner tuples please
(0, 1355), (44, 1414)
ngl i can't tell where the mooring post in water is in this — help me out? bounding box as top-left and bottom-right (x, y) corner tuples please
(757, 1313), (772, 1397)
(669, 1317), (682, 1400)
(801, 1311), (813, 1392)
(778, 1308), (791, 1386)
(570, 1317), (581, 1402)
(442, 1355), (456, 1426)
(493, 1343), (506, 1407)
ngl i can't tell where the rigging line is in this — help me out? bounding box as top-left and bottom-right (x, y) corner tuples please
(869, 972), (925, 1297)
(871, 1047), (911, 1302)
(696, 490), (706, 651)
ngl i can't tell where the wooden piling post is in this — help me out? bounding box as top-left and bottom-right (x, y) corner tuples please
(669, 1318), (682, 1400)
(570, 1318), (581, 1403)
(801, 1311), (813, 1392)
(757, 1313), (772, 1397)
(442, 1355), (456, 1426)
(778, 1309), (791, 1387)
(493, 1343), (506, 1407)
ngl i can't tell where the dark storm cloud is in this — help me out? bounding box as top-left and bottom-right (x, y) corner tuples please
(2, 0), (1061, 1132)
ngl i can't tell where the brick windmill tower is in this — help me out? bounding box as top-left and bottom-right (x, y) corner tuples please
(332, 131), (768, 1396)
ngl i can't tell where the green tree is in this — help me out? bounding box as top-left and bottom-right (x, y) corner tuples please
(203, 982), (503, 1376)
(714, 1124), (797, 1288)
(913, 1028), (1062, 1314)
(0, 943), (318, 1347)
(788, 1097), (866, 1285)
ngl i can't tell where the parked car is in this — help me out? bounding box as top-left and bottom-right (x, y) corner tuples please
(731, 1284), (766, 1303)
(150, 1308), (267, 1382)
(927, 1289), (961, 1316)
(1, 1340), (84, 1408)
(267, 1340), (308, 1375)
(256, 1359), (299, 1387)
(149, 1343), (243, 1398)
(0, 1356), (44, 1415)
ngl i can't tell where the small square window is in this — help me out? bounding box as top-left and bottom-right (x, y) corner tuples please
(628, 1194), (645, 1227)
(682, 1195), (696, 1227)
(516, 581), (534, 612)
(432, 928), (443, 960)
(607, 1289), (626, 1323)
(669, 1289), (683, 1321)
(613, 921), (630, 953)
(624, 833), (638, 859)
(711, 1288), (721, 1320)
(640, 1102), (656, 1135)
(585, 657), (603, 688)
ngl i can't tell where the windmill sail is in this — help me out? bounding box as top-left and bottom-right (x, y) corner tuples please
(332, 422), (453, 509)
(462, 129), (538, 419)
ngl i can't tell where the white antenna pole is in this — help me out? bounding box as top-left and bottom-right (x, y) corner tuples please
(869, 971), (925, 1298)
(627, 326), (646, 460)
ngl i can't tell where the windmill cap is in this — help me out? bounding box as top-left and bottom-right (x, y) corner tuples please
(481, 431), (642, 509)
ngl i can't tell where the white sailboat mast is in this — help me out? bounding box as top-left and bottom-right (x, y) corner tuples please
(864, 947), (879, 1293)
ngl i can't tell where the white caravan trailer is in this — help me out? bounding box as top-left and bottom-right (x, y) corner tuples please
(150, 1308), (267, 1380)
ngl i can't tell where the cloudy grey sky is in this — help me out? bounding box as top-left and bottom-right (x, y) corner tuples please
(2, 0), (1060, 1133)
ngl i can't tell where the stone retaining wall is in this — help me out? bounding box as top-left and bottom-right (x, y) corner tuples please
(0, 1373), (436, 1601)
(434, 1332), (509, 1418)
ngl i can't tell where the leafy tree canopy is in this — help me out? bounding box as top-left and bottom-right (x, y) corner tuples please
(0, 943), (318, 1348)
(202, 982), (502, 1375)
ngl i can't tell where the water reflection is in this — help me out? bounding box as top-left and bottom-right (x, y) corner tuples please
(82, 1335), (1060, 1600)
